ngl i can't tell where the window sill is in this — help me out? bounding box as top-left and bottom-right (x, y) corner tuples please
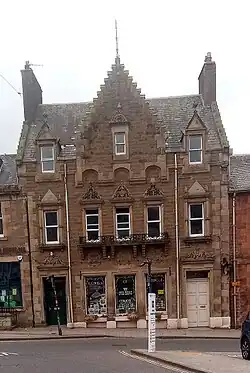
(39, 243), (66, 252)
(0, 236), (7, 241)
(183, 235), (212, 244)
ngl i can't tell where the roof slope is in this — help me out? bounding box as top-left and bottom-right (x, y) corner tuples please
(0, 154), (18, 186)
(230, 154), (250, 192)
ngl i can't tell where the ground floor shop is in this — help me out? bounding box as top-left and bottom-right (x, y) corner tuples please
(28, 248), (230, 329)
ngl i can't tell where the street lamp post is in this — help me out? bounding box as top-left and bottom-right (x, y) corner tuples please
(140, 259), (156, 353)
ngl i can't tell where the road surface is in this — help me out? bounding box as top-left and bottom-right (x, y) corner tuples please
(0, 337), (240, 373)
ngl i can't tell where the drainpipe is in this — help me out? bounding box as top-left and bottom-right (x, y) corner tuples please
(25, 196), (35, 327)
(232, 192), (237, 328)
(174, 153), (180, 326)
(64, 163), (74, 327)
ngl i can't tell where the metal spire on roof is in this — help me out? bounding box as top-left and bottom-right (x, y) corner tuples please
(115, 19), (120, 64)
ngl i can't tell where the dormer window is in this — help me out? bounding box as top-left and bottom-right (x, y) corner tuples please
(114, 132), (126, 155)
(41, 146), (55, 173)
(189, 135), (202, 164)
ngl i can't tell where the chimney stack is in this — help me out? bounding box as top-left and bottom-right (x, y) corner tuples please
(21, 61), (43, 122)
(198, 52), (216, 105)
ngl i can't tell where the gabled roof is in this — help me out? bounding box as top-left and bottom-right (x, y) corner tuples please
(17, 61), (229, 163)
(229, 154), (250, 192)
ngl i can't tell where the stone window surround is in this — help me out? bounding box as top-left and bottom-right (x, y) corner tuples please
(114, 273), (137, 316)
(83, 275), (108, 317)
(114, 132), (126, 155)
(44, 210), (59, 244)
(144, 202), (164, 236)
(38, 205), (63, 247)
(111, 124), (129, 161)
(184, 197), (210, 238)
(183, 128), (208, 173)
(82, 207), (102, 240)
(35, 140), (60, 179)
(115, 206), (131, 239)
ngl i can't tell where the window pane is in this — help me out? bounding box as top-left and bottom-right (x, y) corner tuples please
(87, 231), (99, 241)
(45, 212), (58, 226)
(146, 273), (166, 311)
(116, 144), (125, 154)
(115, 133), (125, 144)
(190, 220), (203, 235)
(148, 206), (160, 221)
(85, 276), (106, 315)
(190, 204), (203, 219)
(117, 229), (130, 239)
(0, 262), (23, 308)
(46, 227), (58, 242)
(115, 275), (136, 314)
(0, 203), (2, 218)
(117, 214), (129, 224)
(116, 208), (129, 214)
(189, 136), (202, 150)
(42, 160), (54, 171)
(148, 222), (160, 237)
(86, 215), (98, 225)
(41, 146), (53, 159)
(0, 218), (3, 235)
(189, 150), (202, 163)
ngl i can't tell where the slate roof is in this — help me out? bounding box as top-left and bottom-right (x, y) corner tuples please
(0, 154), (18, 186)
(229, 154), (250, 192)
(17, 94), (229, 162)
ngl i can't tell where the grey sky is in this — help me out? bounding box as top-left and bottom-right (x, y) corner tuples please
(0, 0), (249, 154)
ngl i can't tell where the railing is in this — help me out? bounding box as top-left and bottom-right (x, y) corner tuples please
(79, 232), (169, 246)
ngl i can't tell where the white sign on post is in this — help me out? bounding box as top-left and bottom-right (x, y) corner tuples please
(148, 292), (156, 353)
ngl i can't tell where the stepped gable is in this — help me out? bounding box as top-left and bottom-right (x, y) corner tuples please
(17, 61), (228, 163)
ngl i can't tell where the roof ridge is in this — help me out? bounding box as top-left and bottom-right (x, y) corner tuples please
(148, 94), (201, 100)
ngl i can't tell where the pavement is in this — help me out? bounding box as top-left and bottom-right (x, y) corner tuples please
(131, 349), (249, 373)
(0, 337), (242, 373)
(0, 326), (241, 341)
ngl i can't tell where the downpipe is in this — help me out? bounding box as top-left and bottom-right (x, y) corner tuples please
(232, 192), (237, 328)
(174, 153), (181, 326)
(64, 163), (74, 327)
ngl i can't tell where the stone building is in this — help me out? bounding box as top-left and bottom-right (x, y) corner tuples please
(0, 154), (33, 328)
(229, 155), (250, 328)
(15, 51), (230, 329)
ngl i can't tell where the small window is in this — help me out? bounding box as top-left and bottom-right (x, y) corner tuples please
(189, 135), (202, 164)
(44, 211), (59, 244)
(114, 132), (126, 155)
(116, 207), (130, 239)
(0, 203), (3, 237)
(85, 209), (100, 241)
(189, 203), (204, 236)
(41, 146), (55, 173)
(147, 206), (161, 238)
(0, 262), (23, 308)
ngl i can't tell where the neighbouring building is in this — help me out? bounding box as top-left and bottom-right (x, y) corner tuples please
(0, 154), (33, 328)
(15, 50), (231, 329)
(229, 155), (250, 328)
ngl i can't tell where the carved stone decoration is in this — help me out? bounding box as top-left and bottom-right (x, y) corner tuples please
(83, 183), (100, 200)
(87, 251), (102, 267)
(112, 183), (131, 199)
(146, 248), (166, 263)
(182, 249), (215, 262)
(187, 181), (206, 197)
(144, 183), (163, 197)
(0, 246), (26, 256)
(41, 189), (59, 204)
(115, 250), (132, 265)
(43, 253), (65, 266)
(109, 105), (129, 125)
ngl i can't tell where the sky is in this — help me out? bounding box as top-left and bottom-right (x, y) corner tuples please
(0, 0), (249, 154)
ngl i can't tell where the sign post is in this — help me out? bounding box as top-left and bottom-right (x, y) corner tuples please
(148, 292), (156, 353)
